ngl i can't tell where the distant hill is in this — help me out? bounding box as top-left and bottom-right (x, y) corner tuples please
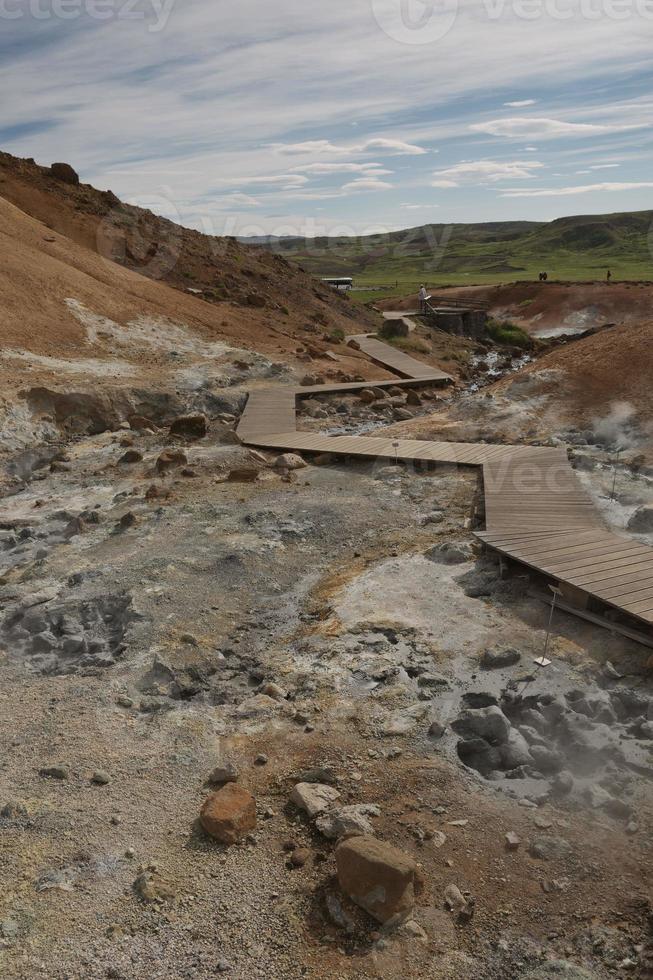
(247, 210), (653, 295)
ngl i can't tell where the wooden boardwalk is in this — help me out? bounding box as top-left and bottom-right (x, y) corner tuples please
(236, 334), (653, 632)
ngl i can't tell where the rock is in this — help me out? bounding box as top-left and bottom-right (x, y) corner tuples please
(200, 784), (257, 844)
(168, 414), (208, 440)
(325, 891), (355, 932)
(246, 291), (266, 308)
(335, 835), (422, 924)
(1, 801), (28, 820)
(444, 883), (467, 912)
(315, 803), (381, 840)
(207, 763), (239, 785)
(133, 871), (175, 903)
(528, 836), (572, 861)
(226, 466), (260, 482)
(39, 765), (69, 780)
(290, 782), (341, 819)
(50, 162), (79, 185)
(156, 450), (187, 474)
(261, 682), (287, 701)
(406, 390), (422, 406)
(505, 831), (521, 851)
(529, 745), (564, 774)
(428, 721), (446, 739)
(274, 453), (307, 470)
(90, 770), (110, 786)
(289, 847), (311, 868)
(425, 542), (473, 565)
(394, 408), (413, 421)
(116, 512), (137, 532)
(129, 415), (157, 431)
(481, 648), (521, 669)
(119, 450), (143, 465)
(583, 784), (614, 809)
(627, 504), (653, 533)
(359, 388), (376, 403)
(452, 705), (512, 744)
(418, 511), (444, 526)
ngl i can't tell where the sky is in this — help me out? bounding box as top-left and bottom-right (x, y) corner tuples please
(2, 0), (653, 237)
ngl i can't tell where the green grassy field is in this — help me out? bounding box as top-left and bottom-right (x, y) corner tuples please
(257, 210), (653, 302)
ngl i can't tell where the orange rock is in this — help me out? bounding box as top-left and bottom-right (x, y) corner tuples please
(335, 835), (423, 924)
(200, 784), (256, 844)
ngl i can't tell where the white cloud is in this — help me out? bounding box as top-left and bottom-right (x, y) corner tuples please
(431, 158), (544, 186)
(401, 203), (440, 209)
(226, 193), (260, 207)
(341, 178), (393, 192)
(293, 162), (392, 175)
(471, 116), (616, 139)
(501, 181), (653, 198)
(361, 138), (426, 155)
(243, 174), (309, 190)
(504, 99), (536, 107)
(589, 163), (621, 170)
(276, 137), (426, 156)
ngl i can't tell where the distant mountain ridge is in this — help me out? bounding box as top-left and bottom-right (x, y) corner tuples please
(246, 210), (653, 286)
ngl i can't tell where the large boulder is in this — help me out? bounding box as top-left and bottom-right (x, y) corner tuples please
(200, 784), (256, 844)
(50, 162), (79, 185)
(627, 504), (653, 533)
(335, 835), (423, 924)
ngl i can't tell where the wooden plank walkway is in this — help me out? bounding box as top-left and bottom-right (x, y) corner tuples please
(235, 333), (653, 633)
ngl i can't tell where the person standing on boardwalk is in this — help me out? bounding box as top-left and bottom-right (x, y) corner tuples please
(607, 269), (612, 282)
(418, 284), (428, 313)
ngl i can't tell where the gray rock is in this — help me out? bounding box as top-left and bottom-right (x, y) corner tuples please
(529, 836), (572, 861)
(529, 745), (564, 774)
(500, 729), (533, 769)
(208, 763), (239, 785)
(452, 706), (512, 744)
(315, 803), (381, 840)
(39, 765), (69, 780)
(425, 542), (473, 565)
(90, 771), (111, 786)
(290, 782), (341, 818)
(627, 504), (653, 533)
(481, 648), (521, 669)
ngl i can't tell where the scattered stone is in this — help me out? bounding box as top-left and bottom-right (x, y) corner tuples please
(116, 512), (137, 532)
(481, 648), (521, 669)
(226, 466), (260, 482)
(290, 782), (341, 819)
(119, 450), (143, 465)
(325, 891), (355, 932)
(1, 801), (28, 820)
(254, 754), (268, 766)
(428, 721), (446, 739)
(425, 542), (473, 565)
(156, 450), (187, 474)
(528, 836), (572, 861)
(91, 770), (111, 786)
(168, 414), (208, 440)
(444, 883), (467, 912)
(133, 870), (175, 903)
(116, 695), (134, 708)
(39, 765), (69, 780)
(289, 847), (311, 868)
(335, 835), (423, 924)
(315, 803), (381, 840)
(200, 784), (257, 844)
(505, 831), (521, 851)
(274, 453), (307, 470)
(207, 763), (239, 785)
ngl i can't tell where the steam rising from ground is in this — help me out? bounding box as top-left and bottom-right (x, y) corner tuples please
(592, 401), (638, 450)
